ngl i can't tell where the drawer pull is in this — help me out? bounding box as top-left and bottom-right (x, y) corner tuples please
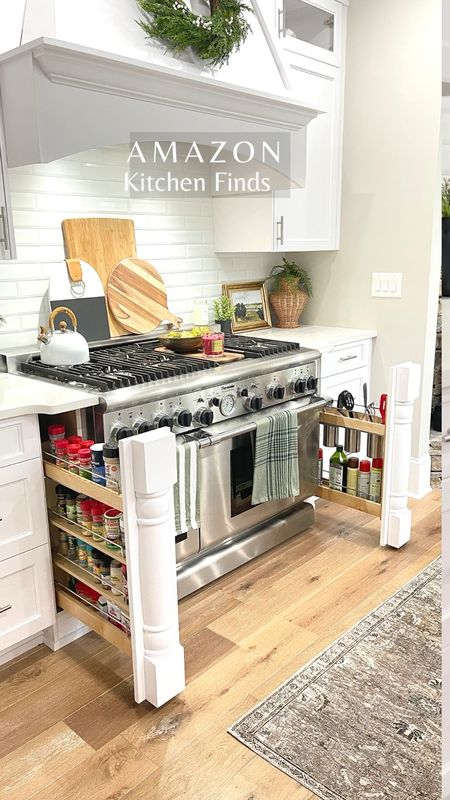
(0, 604), (12, 614)
(339, 354), (358, 362)
(444, 435), (450, 443)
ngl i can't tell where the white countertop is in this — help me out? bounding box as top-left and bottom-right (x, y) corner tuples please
(0, 373), (98, 421)
(238, 324), (377, 353)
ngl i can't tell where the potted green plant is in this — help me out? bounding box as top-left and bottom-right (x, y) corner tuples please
(267, 258), (313, 328)
(213, 294), (234, 334)
(442, 179), (450, 297)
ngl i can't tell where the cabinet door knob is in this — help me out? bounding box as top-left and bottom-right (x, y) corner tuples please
(0, 604), (12, 614)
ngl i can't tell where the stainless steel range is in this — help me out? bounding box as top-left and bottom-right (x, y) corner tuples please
(14, 334), (327, 597)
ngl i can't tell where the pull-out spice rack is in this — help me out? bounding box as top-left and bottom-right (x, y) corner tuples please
(317, 407), (385, 518)
(43, 451), (130, 656)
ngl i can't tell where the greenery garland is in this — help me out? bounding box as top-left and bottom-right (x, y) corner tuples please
(137, 0), (252, 68)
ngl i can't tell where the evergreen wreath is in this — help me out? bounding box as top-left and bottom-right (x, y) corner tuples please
(137, 0), (252, 68)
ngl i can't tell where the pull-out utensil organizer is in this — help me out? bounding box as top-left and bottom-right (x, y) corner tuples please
(318, 407), (386, 517)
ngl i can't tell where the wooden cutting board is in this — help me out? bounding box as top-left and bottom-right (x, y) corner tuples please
(155, 347), (245, 364)
(107, 258), (182, 334)
(61, 218), (137, 336)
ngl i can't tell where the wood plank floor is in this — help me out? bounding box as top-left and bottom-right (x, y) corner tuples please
(0, 492), (440, 800)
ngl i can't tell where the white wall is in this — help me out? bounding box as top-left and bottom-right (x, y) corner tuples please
(0, 144), (279, 348)
(295, 0), (441, 495)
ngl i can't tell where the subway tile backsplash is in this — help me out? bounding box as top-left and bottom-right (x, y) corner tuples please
(0, 144), (278, 348)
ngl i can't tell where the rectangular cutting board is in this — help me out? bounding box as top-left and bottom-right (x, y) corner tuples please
(61, 218), (137, 337)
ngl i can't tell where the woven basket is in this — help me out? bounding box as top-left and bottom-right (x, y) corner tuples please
(269, 279), (308, 328)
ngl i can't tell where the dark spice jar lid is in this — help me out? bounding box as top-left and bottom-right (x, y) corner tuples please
(103, 444), (119, 459)
(347, 457), (359, 469)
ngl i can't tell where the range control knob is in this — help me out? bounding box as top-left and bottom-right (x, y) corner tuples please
(245, 394), (263, 412)
(266, 383), (285, 401)
(174, 409), (193, 428)
(195, 407), (214, 426)
(307, 376), (318, 392)
(291, 378), (307, 395)
(133, 418), (154, 434)
(115, 426), (134, 440)
(154, 414), (173, 429)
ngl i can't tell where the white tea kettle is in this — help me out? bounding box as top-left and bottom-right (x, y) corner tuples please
(38, 307), (89, 366)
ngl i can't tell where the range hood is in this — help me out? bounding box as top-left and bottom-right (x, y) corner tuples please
(0, 33), (320, 168)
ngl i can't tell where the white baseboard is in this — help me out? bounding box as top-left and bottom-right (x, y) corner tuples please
(43, 610), (90, 652)
(0, 631), (46, 666)
(408, 454), (432, 499)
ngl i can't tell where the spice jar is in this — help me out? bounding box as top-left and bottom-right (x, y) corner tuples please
(92, 553), (102, 583)
(67, 444), (80, 474)
(97, 596), (108, 617)
(91, 443), (106, 486)
(55, 485), (66, 516)
(103, 444), (121, 492)
(54, 439), (69, 468)
(86, 544), (94, 572)
(78, 448), (92, 480)
(80, 499), (93, 533)
(357, 460), (371, 500)
(67, 435), (82, 447)
(346, 457), (359, 497)
(369, 458), (383, 503)
(81, 439), (95, 451)
(104, 509), (122, 552)
(100, 558), (111, 590)
(121, 564), (128, 601)
(58, 529), (68, 557)
(48, 424), (65, 453)
(66, 492), (77, 522)
(77, 541), (88, 568)
(109, 559), (122, 596)
(76, 494), (88, 525)
(67, 533), (77, 561)
(91, 503), (106, 542)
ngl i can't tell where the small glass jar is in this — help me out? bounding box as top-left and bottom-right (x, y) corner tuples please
(48, 424), (65, 454)
(67, 533), (77, 561)
(202, 332), (224, 357)
(103, 444), (121, 492)
(55, 485), (66, 516)
(54, 439), (69, 468)
(104, 509), (122, 552)
(66, 493), (77, 522)
(100, 558), (111, 590)
(76, 494), (88, 525)
(92, 554), (102, 584)
(91, 503), (106, 542)
(97, 596), (108, 617)
(58, 529), (68, 557)
(121, 564), (128, 601)
(67, 444), (80, 474)
(77, 541), (88, 568)
(78, 448), (92, 480)
(80, 499), (93, 533)
(86, 544), (94, 572)
(67, 435), (83, 447)
(81, 439), (95, 451)
(109, 560), (122, 596)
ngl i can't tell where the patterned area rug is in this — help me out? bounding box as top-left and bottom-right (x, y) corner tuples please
(229, 559), (441, 800)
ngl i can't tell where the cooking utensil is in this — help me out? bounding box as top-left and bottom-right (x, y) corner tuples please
(158, 335), (203, 354)
(47, 259), (110, 342)
(379, 394), (388, 424)
(38, 307), (89, 366)
(337, 389), (355, 417)
(61, 217), (137, 336)
(107, 258), (183, 334)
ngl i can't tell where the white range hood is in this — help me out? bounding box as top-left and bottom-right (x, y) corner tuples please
(0, 0), (321, 167)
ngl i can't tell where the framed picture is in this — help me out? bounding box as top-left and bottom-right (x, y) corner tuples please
(223, 281), (272, 332)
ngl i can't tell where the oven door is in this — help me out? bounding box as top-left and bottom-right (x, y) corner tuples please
(198, 397), (327, 552)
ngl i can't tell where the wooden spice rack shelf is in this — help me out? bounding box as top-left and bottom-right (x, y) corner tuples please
(319, 408), (386, 437)
(44, 459), (123, 511)
(48, 510), (126, 566)
(53, 553), (129, 614)
(317, 482), (382, 518)
(55, 586), (131, 657)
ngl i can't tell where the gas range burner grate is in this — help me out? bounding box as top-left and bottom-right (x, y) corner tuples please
(223, 336), (300, 358)
(21, 335), (301, 391)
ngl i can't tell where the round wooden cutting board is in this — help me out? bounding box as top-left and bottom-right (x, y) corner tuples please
(107, 258), (182, 334)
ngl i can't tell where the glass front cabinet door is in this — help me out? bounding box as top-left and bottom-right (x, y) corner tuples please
(276, 0), (343, 66)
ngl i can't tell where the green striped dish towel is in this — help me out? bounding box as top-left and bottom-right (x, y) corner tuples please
(251, 408), (299, 505)
(174, 441), (200, 534)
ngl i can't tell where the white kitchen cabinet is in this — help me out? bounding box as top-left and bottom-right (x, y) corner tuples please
(213, 18), (345, 253)
(0, 415), (55, 658)
(275, 0), (345, 67)
(0, 97), (16, 260)
(0, 460), (49, 562)
(320, 365), (370, 408)
(0, 546), (55, 651)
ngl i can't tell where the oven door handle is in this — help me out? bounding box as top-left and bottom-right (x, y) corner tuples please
(196, 396), (331, 448)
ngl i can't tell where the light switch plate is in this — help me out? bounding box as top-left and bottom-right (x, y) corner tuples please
(371, 272), (402, 298)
